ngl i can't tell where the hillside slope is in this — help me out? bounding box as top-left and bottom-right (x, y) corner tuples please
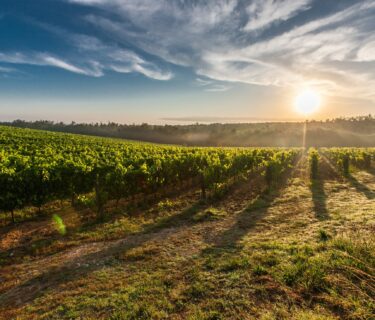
(3, 116), (375, 147)
(0, 157), (374, 319)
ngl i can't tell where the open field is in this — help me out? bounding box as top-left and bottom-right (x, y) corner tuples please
(3, 2), (375, 319)
(0, 127), (374, 319)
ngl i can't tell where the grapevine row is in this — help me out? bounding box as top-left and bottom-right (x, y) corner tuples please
(0, 126), (300, 222)
(320, 147), (375, 176)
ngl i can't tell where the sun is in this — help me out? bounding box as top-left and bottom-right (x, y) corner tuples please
(294, 89), (321, 116)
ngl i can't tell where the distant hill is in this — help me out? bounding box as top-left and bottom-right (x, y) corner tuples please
(1, 115), (374, 147)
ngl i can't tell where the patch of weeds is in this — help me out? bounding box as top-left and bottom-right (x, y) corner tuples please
(251, 251), (280, 268)
(282, 249), (329, 292)
(185, 281), (210, 300)
(278, 233), (375, 316)
(263, 255), (279, 267)
(252, 265), (268, 276)
(119, 245), (160, 261)
(260, 307), (336, 320)
(193, 207), (227, 222)
(77, 217), (140, 242)
(219, 255), (250, 272)
(318, 229), (332, 242)
(204, 310), (223, 320)
(291, 310), (335, 320)
(334, 238), (352, 254)
(203, 255), (217, 271)
(227, 271), (241, 282)
(188, 308), (223, 320)
(300, 256), (328, 292)
(289, 245), (314, 262)
(332, 234), (373, 262)
(282, 261), (304, 286)
(246, 196), (269, 211)
(256, 242), (284, 251)
(110, 303), (168, 320)
(202, 247), (235, 271)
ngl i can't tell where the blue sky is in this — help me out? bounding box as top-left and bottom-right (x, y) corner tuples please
(1, 0), (375, 123)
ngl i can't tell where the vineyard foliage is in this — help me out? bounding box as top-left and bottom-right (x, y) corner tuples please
(0, 126), (299, 221)
(308, 148), (320, 180)
(321, 147), (375, 176)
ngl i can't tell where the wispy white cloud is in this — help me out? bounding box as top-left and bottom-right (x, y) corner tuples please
(0, 8), (174, 81)
(196, 78), (212, 87)
(40, 55), (102, 76)
(72, 34), (108, 52)
(357, 41), (375, 62)
(110, 62), (172, 81)
(204, 85), (231, 92)
(106, 49), (172, 80)
(0, 66), (15, 73)
(33, 0), (375, 100)
(244, 0), (311, 32)
(0, 38), (173, 80)
(0, 52), (103, 76)
(195, 77), (231, 92)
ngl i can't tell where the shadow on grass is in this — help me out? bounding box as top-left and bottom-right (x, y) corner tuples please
(347, 175), (375, 200)
(193, 157), (302, 290)
(364, 167), (375, 176)
(0, 186), (203, 268)
(310, 179), (329, 220)
(1, 173), (261, 308)
(309, 156), (346, 220)
(211, 189), (280, 248)
(0, 199), (207, 309)
(210, 155), (302, 249)
(0, 158), (301, 310)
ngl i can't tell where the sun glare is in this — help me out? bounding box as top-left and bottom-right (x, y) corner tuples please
(294, 89), (321, 116)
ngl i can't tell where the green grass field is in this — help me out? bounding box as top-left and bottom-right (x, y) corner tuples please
(0, 128), (374, 319)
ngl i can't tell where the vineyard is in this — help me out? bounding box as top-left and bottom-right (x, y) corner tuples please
(0, 126), (374, 319)
(0, 126), (299, 223)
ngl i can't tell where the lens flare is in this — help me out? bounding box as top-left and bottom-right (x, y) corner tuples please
(53, 214), (66, 235)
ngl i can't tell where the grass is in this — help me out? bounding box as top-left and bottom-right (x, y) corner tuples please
(0, 161), (374, 319)
(192, 207), (228, 222)
(318, 229), (332, 242)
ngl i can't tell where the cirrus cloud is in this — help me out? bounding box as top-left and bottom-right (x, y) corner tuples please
(65, 0), (375, 101)
(3, 0), (375, 101)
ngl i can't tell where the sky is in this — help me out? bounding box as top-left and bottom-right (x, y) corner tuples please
(1, 0), (375, 124)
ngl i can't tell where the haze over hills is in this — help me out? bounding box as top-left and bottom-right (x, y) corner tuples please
(2, 115), (374, 147)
